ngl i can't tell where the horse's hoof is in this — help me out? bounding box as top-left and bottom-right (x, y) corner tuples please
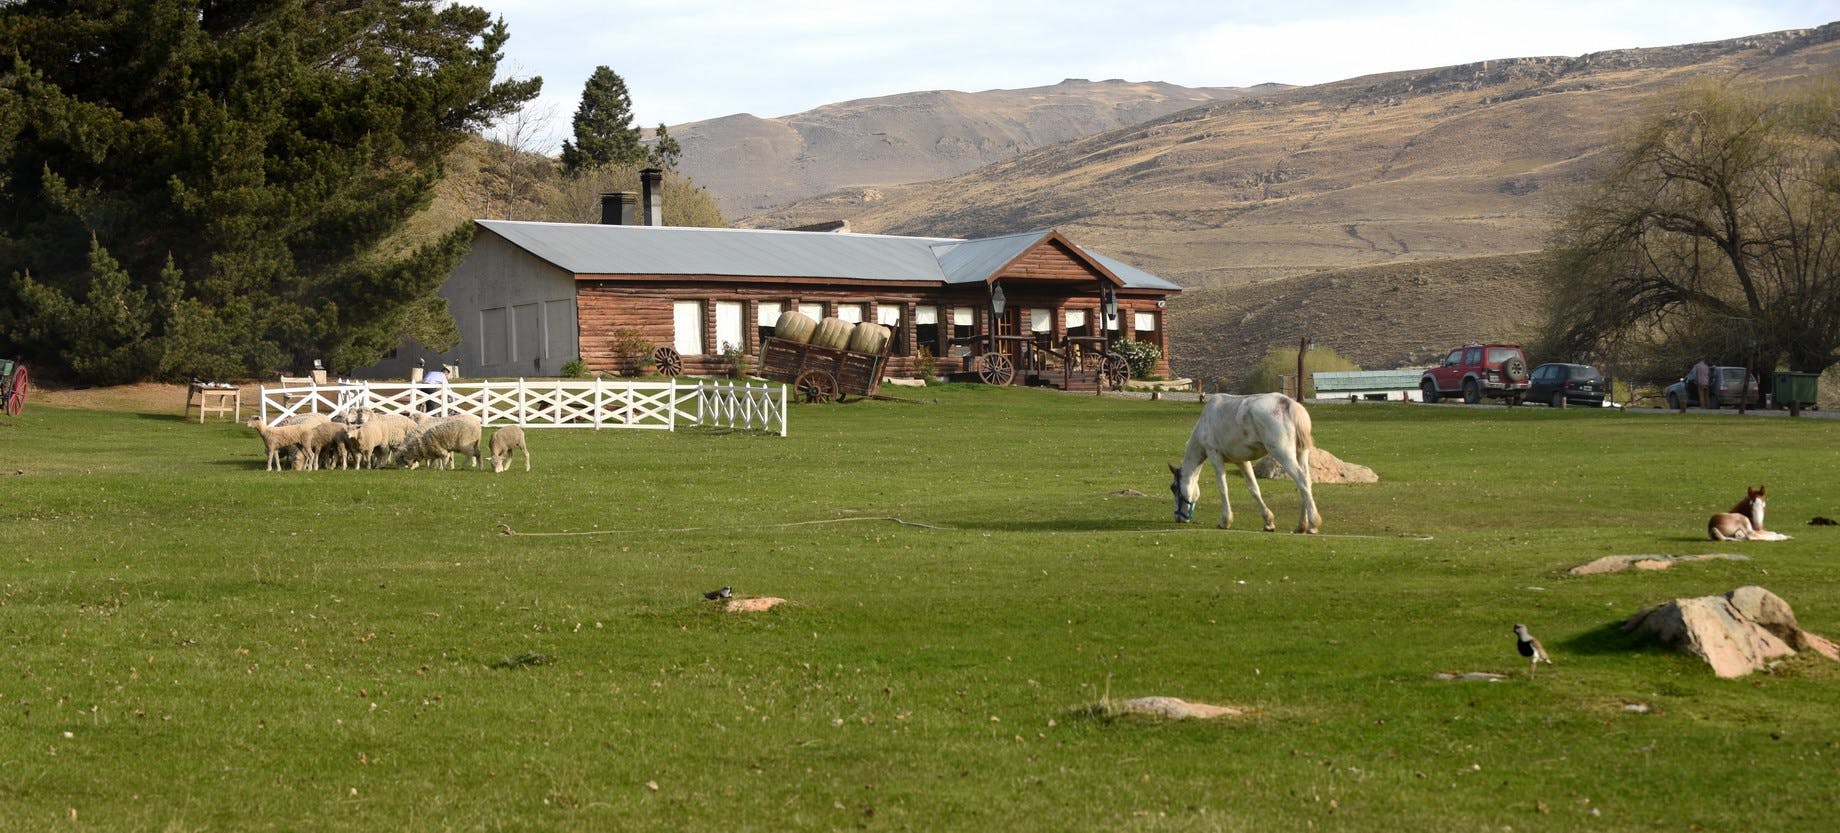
(1262, 524), (1277, 532)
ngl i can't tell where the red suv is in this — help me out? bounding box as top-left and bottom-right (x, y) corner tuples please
(1420, 344), (1531, 404)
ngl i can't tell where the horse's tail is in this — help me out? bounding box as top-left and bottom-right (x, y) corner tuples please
(1289, 397), (1315, 459)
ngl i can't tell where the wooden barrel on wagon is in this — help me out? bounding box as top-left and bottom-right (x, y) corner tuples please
(846, 322), (890, 355)
(773, 310), (818, 344)
(809, 317), (854, 350)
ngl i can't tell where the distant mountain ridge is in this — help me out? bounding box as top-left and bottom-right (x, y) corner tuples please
(726, 24), (1840, 385)
(669, 78), (1285, 216)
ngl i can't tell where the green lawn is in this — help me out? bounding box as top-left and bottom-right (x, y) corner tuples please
(2, 389), (1837, 831)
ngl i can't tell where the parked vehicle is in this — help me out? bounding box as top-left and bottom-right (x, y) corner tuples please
(1419, 344), (1531, 404)
(1525, 363), (1606, 408)
(1663, 366), (1760, 409)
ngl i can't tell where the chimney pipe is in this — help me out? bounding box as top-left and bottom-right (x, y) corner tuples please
(599, 191), (638, 226)
(640, 167), (664, 227)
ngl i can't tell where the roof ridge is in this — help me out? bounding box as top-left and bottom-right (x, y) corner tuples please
(475, 218), (963, 244)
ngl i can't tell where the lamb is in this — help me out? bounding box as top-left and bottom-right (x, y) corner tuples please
(395, 415), (482, 471)
(246, 417), (316, 471)
(301, 420), (353, 470)
(489, 426), (530, 473)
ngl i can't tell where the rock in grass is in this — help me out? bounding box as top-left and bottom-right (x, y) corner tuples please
(724, 597), (787, 613)
(1253, 447), (1377, 484)
(1623, 586), (1839, 678)
(1110, 696), (1243, 720)
(1569, 553), (1748, 575)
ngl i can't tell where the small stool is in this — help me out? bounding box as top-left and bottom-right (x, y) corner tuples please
(186, 384), (241, 423)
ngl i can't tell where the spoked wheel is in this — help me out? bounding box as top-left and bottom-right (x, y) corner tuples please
(1100, 352), (1130, 390)
(976, 353), (1015, 386)
(4, 364), (26, 416)
(652, 346), (683, 377)
(795, 369), (839, 403)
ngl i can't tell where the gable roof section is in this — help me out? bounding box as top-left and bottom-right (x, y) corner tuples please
(474, 220), (1181, 291)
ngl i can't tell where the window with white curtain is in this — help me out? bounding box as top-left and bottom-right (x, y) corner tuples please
(714, 301), (743, 354)
(1133, 311), (1157, 342)
(1030, 307), (1052, 333)
(915, 305), (939, 355)
(757, 302), (782, 345)
(837, 304), (864, 323)
(1065, 309), (1090, 339)
(951, 307), (974, 356)
(799, 302), (823, 319)
(875, 305), (903, 353)
(673, 301), (704, 355)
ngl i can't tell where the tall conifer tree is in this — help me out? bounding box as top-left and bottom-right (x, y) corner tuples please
(559, 66), (644, 176)
(0, 1), (540, 381)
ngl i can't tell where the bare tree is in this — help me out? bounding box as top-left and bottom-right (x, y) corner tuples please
(483, 98), (559, 220)
(1539, 80), (1840, 378)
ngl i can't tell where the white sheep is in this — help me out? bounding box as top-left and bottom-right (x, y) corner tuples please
(246, 417), (315, 471)
(489, 426), (530, 473)
(301, 421), (353, 470)
(395, 415), (481, 471)
(348, 413), (417, 468)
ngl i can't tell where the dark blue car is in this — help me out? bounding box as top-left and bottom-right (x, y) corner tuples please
(1526, 363), (1606, 408)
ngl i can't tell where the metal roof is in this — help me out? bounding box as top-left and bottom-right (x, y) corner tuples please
(474, 220), (1182, 291)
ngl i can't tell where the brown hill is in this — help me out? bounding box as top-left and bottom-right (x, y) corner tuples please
(737, 25), (1840, 382)
(671, 78), (1282, 216)
(1172, 253), (1545, 388)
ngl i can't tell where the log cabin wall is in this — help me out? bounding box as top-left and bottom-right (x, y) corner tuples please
(576, 276), (1176, 380)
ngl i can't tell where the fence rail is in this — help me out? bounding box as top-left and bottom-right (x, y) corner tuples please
(258, 378), (788, 436)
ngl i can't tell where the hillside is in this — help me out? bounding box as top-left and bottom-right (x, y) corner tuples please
(1171, 253), (1544, 388)
(733, 25), (1840, 382)
(669, 78), (1281, 216)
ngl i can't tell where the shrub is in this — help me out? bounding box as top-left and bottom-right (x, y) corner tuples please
(560, 359), (588, 379)
(1115, 340), (1162, 380)
(721, 341), (749, 378)
(914, 346), (937, 381)
(612, 326), (655, 376)
(1237, 346), (1359, 395)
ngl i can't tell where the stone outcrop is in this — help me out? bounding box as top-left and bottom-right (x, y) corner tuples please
(1253, 447), (1377, 484)
(1569, 553), (1749, 575)
(724, 597), (787, 613)
(1622, 586), (1839, 678)
(1110, 697), (1243, 720)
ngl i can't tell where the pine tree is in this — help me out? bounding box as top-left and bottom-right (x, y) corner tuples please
(648, 123), (683, 170)
(559, 66), (645, 176)
(0, 1), (540, 382)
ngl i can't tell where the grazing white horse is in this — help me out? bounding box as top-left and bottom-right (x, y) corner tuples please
(1168, 392), (1320, 534)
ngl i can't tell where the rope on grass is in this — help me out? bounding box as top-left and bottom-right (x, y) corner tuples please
(495, 518), (1431, 541)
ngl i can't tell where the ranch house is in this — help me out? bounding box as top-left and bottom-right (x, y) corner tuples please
(368, 175), (1182, 385)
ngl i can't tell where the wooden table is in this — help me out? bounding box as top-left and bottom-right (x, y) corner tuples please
(186, 384), (240, 423)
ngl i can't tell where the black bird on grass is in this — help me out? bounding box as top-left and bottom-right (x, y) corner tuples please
(703, 586), (732, 601)
(1513, 624), (1551, 678)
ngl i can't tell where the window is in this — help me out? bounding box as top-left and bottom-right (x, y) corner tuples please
(673, 300), (704, 355)
(798, 302), (823, 320)
(480, 307), (509, 366)
(1030, 307), (1052, 334)
(1065, 309), (1091, 339)
(915, 306), (939, 356)
(1464, 347), (1483, 365)
(837, 303), (864, 324)
(757, 302), (782, 345)
(513, 303), (542, 362)
(1134, 311), (1157, 342)
(951, 307), (974, 356)
(715, 301), (743, 354)
(876, 305), (903, 354)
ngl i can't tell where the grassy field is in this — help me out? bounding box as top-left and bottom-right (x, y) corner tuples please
(2, 387), (1838, 831)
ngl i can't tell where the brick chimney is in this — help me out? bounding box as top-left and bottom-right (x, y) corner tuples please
(599, 192), (637, 225)
(640, 168), (664, 227)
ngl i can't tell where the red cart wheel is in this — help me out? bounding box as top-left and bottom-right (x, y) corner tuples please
(4, 364), (26, 416)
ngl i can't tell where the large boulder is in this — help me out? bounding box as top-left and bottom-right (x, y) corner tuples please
(1253, 447), (1377, 483)
(1623, 586), (1838, 677)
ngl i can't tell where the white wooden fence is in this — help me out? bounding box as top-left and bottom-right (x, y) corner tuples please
(258, 378), (788, 436)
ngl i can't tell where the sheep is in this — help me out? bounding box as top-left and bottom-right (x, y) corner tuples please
(301, 420), (353, 470)
(395, 415), (482, 471)
(246, 417), (315, 471)
(348, 412), (417, 468)
(489, 426), (530, 473)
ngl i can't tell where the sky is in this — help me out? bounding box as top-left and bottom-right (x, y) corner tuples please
(467, 0), (1840, 152)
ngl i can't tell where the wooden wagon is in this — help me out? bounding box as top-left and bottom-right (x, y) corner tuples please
(756, 336), (891, 403)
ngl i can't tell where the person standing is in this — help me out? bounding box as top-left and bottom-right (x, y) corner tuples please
(421, 363), (448, 413)
(1692, 359), (1712, 409)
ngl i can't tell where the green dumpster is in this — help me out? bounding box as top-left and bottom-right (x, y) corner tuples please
(1771, 371), (1819, 409)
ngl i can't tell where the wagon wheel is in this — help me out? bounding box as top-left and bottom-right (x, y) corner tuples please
(1100, 352), (1130, 390)
(795, 369), (839, 403)
(976, 353), (1015, 386)
(652, 346), (683, 377)
(3, 364), (26, 416)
